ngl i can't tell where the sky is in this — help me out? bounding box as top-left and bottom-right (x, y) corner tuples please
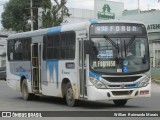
(66, 0), (160, 10)
(0, 0), (160, 29)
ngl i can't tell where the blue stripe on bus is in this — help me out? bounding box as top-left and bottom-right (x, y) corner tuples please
(47, 26), (62, 34)
(89, 71), (101, 80)
(46, 60), (59, 88)
(90, 20), (97, 24)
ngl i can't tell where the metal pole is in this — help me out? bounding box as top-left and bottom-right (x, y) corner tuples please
(30, 0), (33, 31)
(138, 0), (140, 13)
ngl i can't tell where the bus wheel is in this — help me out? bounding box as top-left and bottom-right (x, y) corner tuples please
(113, 99), (128, 106)
(32, 95), (40, 100)
(65, 82), (77, 107)
(21, 80), (32, 101)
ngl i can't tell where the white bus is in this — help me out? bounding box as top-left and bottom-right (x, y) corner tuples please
(7, 20), (151, 106)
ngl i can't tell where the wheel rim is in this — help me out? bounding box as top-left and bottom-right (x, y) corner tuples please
(67, 88), (73, 100)
(66, 88), (74, 103)
(22, 85), (27, 99)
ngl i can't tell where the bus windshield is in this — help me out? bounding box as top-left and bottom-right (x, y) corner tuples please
(90, 36), (150, 74)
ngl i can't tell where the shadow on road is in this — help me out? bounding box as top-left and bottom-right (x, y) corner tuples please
(16, 96), (143, 109)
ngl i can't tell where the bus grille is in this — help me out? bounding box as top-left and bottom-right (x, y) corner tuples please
(102, 76), (141, 82)
(108, 84), (137, 88)
(112, 90), (133, 96)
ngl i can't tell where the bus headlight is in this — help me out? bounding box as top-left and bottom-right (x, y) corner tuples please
(89, 77), (106, 89)
(139, 75), (151, 87)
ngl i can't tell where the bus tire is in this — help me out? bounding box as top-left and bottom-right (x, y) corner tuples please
(21, 80), (32, 101)
(113, 99), (128, 106)
(65, 82), (77, 107)
(32, 95), (40, 100)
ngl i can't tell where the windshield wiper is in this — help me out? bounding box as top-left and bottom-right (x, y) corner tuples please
(123, 36), (136, 58)
(124, 40), (127, 57)
(104, 35), (119, 52)
(125, 36), (136, 48)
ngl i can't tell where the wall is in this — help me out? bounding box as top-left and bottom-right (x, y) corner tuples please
(151, 68), (160, 77)
(120, 10), (160, 77)
(64, 8), (94, 24)
(94, 0), (124, 20)
(120, 10), (160, 32)
(0, 38), (7, 67)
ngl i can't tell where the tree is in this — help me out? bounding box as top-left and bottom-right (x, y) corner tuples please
(40, 0), (71, 28)
(1, 0), (71, 31)
(1, 0), (44, 31)
(1, 0), (30, 32)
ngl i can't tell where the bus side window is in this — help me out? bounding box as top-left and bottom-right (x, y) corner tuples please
(8, 40), (14, 61)
(46, 34), (60, 60)
(8, 38), (31, 61)
(60, 32), (75, 60)
(43, 36), (47, 60)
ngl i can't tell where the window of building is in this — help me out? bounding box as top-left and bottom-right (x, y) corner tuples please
(149, 43), (153, 67)
(1, 60), (6, 67)
(155, 50), (160, 67)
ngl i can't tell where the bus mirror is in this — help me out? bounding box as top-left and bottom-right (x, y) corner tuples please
(91, 46), (98, 55)
(84, 40), (90, 54)
(142, 55), (147, 64)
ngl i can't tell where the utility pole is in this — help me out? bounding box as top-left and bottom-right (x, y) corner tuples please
(30, 0), (33, 31)
(138, 0), (140, 13)
(158, 0), (160, 10)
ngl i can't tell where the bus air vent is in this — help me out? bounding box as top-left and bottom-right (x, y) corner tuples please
(102, 76), (141, 82)
(112, 90), (133, 96)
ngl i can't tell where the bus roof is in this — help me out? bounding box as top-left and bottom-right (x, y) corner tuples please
(97, 20), (144, 25)
(8, 20), (145, 40)
(8, 21), (93, 40)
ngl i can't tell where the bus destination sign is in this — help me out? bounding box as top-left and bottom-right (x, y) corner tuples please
(90, 23), (144, 36)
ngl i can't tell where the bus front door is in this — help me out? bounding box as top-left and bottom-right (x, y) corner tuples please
(31, 43), (41, 93)
(79, 39), (87, 98)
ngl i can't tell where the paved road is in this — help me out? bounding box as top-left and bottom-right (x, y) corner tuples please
(0, 80), (160, 119)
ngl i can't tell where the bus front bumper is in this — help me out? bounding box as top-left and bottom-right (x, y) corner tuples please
(87, 83), (151, 101)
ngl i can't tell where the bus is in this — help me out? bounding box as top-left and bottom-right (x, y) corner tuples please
(6, 20), (151, 107)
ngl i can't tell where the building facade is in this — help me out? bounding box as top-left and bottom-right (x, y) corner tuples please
(94, 0), (124, 20)
(120, 10), (160, 77)
(0, 31), (15, 67)
(0, 37), (7, 67)
(64, 8), (94, 24)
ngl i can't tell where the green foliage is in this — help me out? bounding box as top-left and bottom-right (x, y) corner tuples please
(1, 0), (29, 32)
(1, 0), (71, 31)
(40, 0), (51, 10)
(40, 0), (71, 28)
